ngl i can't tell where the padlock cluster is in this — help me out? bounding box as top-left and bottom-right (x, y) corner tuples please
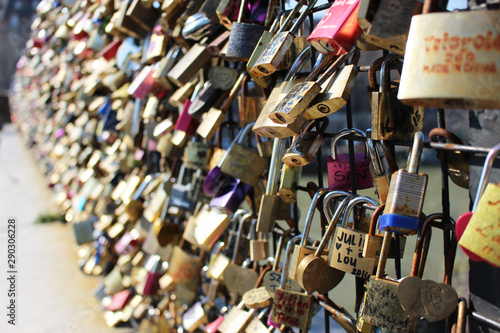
(9, 0), (500, 331)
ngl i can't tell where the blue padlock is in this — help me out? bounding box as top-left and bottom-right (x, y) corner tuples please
(379, 132), (428, 235)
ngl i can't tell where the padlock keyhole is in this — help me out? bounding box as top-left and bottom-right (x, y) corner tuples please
(275, 113), (287, 123)
(257, 66), (269, 74)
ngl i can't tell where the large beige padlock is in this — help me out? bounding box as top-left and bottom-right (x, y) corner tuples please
(398, 0), (500, 109)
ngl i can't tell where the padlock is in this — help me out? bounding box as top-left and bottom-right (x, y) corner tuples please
(356, 0), (380, 34)
(183, 300), (208, 332)
(252, 46), (310, 138)
(282, 118), (328, 167)
(224, 0), (268, 61)
(380, 131), (428, 235)
(307, 0), (362, 55)
(296, 195), (353, 294)
(429, 128), (470, 189)
(251, 0), (315, 77)
(304, 49), (359, 119)
(174, 92), (202, 138)
(361, 0), (420, 54)
(271, 234), (313, 330)
(222, 213), (260, 296)
(361, 230), (418, 332)
(127, 66), (156, 101)
(268, 49), (353, 124)
(208, 62), (239, 91)
(183, 139), (212, 170)
(218, 301), (256, 333)
(219, 122), (268, 186)
(238, 75), (266, 127)
(145, 25), (169, 64)
(398, 214), (458, 323)
(207, 30), (231, 56)
(126, 0), (161, 32)
(243, 283), (273, 310)
(370, 54), (425, 141)
(245, 308), (271, 333)
(169, 77), (198, 108)
(183, 204), (232, 250)
(197, 73), (245, 140)
(209, 176), (251, 214)
(169, 165), (197, 213)
(366, 129), (390, 203)
(166, 240), (205, 294)
(398, 0), (500, 109)
(188, 81), (224, 118)
(167, 43), (211, 87)
(140, 255), (164, 296)
(256, 138), (286, 233)
(327, 128), (373, 191)
(246, 10), (291, 87)
(458, 143), (500, 266)
(327, 196), (379, 279)
(317, 299), (357, 333)
(278, 163), (302, 204)
(288, 188), (329, 280)
(206, 241), (231, 280)
(216, 0), (239, 30)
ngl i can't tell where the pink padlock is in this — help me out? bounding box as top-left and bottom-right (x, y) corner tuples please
(142, 255), (163, 296)
(113, 229), (142, 255)
(327, 129), (373, 191)
(174, 99), (200, 136)
(127, 66), (156, 100)
(307, 0), (362, 55)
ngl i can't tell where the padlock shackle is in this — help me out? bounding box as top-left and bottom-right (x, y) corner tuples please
(220, 72), (246, 112)
(340, 196), (379, 229)
(284, 45), (311, 82)
(232, 213), (254, 263)
(131, 174), (153, 201)
(237, 121), (258, 144)
(287, 0), (318, 35)
(315, 196), (353, 257)
(368, 57), (385, 90)
(407, 131), (424, 174)
(267, 138), (286, 194)
(365, 129), (384, 176)
(280, 234), (304, 288)
(277, 0), (306, 34)
(379, 53), (402, 94)
(330, 128), (366, 160)
(273, 229), (294, 270)
(323, 190), (351, 221)
(375, 230), (393, 279)
(300, 188), (329, 247)
(237, 0), (247, 23)
(315, 48), (354, 87)
(473, 143), (500, 212)
(368, 204), (385, 236)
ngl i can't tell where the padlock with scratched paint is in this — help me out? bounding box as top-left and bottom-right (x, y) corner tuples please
(183, 138), (212, 170)
(282, 118), (328, 167)
(327, 196), (379, 280)
(268, 49), (354, 125)
(219, 122), (268, 186)
(251, 0), (315, 77)
(361, 230), (418, 332)
(397, 0), (500, 109)
(270, 234), (313, 331)
(380, 132), (428, 235)
(307, 0), (362, 55)
(296, 195), (353, 294)
(327, 128), (373, 191)
(208, 61), (239, 91)
(370, 54), (424, 141)
(252, 46), (310, 138)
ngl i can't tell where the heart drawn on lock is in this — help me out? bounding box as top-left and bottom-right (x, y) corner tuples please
(335, 242), (342, 250)
(297, 308), (304, 316)
(421, 279), (458, 323)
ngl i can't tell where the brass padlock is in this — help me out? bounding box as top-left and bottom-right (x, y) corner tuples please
(219, 122), (268, 186)
(238, 75), (265, 127)
(282, 118), (328, 167)
(370, 54), (424, 141)
(268, 49), (354, 124)
(251, 0), (314, 76)
(296, 195), (352, 294)
(252, 46), (311, 138)
(167, 43), (211, 87)
(278, 163), (302, 204)
(304, 49), (359, 119)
